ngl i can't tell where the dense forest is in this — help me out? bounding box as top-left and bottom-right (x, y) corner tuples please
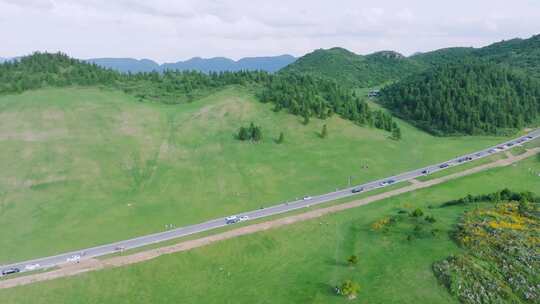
(259, 73), (400, 134)
(0, 52), (399, 134)
(380, 60), (540, 135)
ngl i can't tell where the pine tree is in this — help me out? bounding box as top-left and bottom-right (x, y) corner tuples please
(302, 113), (310, 125)
(321, 124), (328, 138)
(252, 126), (262, 142)
(238, 127), (249, 141)
(392, 126), (402, 140)
(277, 132), (285, 144)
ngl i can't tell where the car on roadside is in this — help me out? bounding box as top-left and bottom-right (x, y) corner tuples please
(488, 149), (496, 153)
(421, 169), (429, 175)
(458, 156), (473, 163)
(2, 268), (20, 276)
(379, 181), (388, 186)
(67, 255), (81, 263)
(225, 216), (239, 224)
(24, 264), (40, 271)
(303, 196), (312, 200)
(526, 136), (533, 139)
(506, 143), (514, 147)
(387, 179), (396, 184)
(352, 187), (364, 193)
(239, 215), (249, 222)
(439, 163), (449, 169)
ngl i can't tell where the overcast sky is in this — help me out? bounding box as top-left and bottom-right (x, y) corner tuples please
(1, 0), (539, 62)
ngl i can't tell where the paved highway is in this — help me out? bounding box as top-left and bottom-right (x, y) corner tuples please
(2, 129), (540, 276)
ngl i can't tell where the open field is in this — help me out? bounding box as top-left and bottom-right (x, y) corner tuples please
(0, 86), (516, 263)
(1, 151), (539, 303)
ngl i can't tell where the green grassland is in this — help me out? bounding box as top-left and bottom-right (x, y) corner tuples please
(2, 150), (539, 304)
(0, 86), (514, 263)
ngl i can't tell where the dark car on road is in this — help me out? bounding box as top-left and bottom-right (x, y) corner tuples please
(352, 187), (364, 193)
(439, 163), (449, 168)
(1, 268), (20, 276)
(421, 170), (429, 175)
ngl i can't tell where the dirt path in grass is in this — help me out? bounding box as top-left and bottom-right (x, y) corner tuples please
(2, 148), (539, 289)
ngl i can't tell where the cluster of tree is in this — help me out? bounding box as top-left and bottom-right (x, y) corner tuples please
(258, 73), (401, 135)
(0, 52), (272, 104)
(237, 123), (262, 142)
(440, 188), (539, 208)
(381, 60), (540, 135)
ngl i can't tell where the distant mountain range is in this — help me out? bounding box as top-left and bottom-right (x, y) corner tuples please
(85, 55), (296, 73)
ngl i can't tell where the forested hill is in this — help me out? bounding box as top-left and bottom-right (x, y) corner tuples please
(280, 47), (423, 88)
(282, 34), (540, 89)
(474, 34), (540, 79)
(409, 47), (475, 67)
(410, 34), (540, 78)
(380, 60), (540, 136)
(0, 52), (271, 103)
(0, 52), (401, 135)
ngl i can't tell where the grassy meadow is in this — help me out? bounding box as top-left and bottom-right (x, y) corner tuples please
(0, 86), (515, 263)
(1, 151), (539, 303)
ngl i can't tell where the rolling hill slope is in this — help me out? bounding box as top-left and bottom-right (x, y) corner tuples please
(0, 85), (509, 263)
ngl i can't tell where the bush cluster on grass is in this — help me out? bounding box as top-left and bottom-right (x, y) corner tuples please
(371, 208), (438, 240)
(433, 198), (540, 304)
(237, 123), (262, 142)
(440, 189), (540, 208)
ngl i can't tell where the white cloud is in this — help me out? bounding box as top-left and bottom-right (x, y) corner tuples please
(0, 0), (538, 61)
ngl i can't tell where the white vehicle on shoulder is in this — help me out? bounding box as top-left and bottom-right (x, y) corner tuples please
(24, 263), (40, 271)
(67, 255), (81, 263)
(239, 215), (249, 222)
(303, 196), (312, 201)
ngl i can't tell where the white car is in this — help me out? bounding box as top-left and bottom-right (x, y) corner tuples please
(239, 215), (249, 222)
(66, 255), (81, 263)
(303, 196), (312, 200)
(24, 263), (40, 271)
(225, 216), (239, 224)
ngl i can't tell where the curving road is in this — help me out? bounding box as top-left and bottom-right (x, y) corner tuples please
(2, 129), (540, 276)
